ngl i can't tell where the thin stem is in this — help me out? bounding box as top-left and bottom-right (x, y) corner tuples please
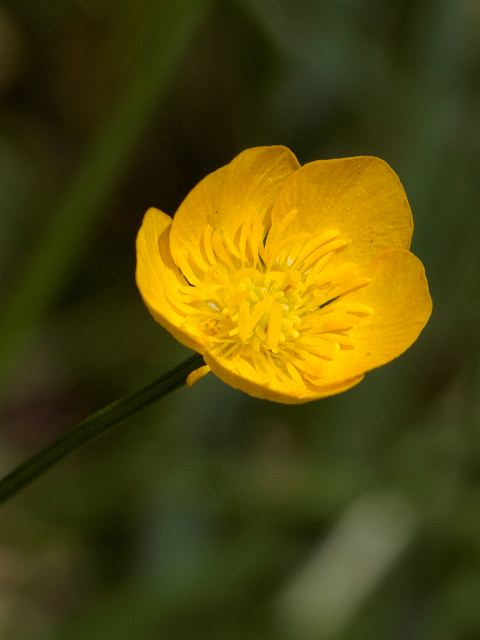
(0, 354), (204, 505)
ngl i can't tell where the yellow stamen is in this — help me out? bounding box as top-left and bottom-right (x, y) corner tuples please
(266, 302), (283, 352)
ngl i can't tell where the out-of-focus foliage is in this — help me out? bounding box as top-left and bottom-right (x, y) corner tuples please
(1, 1), (479, 638)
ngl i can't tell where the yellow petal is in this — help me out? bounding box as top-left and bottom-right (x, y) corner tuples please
(135, 207), (203, 351)
(169, 146), (300, 275)
(270, 156), (413, 265)
(203, 351), (364, 404)
(318, 249), (432, 385)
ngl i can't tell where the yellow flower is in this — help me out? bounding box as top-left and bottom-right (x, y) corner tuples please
(136, 146), (432, 403)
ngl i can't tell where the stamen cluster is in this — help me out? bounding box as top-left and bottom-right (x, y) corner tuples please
(180, 218), (371, 386)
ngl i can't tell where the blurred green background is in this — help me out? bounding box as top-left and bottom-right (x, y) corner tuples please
(1, 0), (480, 638)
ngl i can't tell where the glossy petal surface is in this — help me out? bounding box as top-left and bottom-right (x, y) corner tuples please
(270, 156), (413, 265)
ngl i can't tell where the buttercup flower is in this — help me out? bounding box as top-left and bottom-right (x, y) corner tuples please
(136, 146), (431, 403)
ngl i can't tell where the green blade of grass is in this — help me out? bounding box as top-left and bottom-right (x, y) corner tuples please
(0, 0), (211, 395)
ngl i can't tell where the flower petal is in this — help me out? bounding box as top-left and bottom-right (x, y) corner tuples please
(318, 249), (432, 385)
(203, 351), (364, 404)
(135, 207), (203, 351)
(270, 156), (413, 265)
(169, 146), (300, 277)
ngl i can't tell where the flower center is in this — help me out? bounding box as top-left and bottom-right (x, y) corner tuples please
(178, 216), (372, 385)
(213, 268), (303, 353)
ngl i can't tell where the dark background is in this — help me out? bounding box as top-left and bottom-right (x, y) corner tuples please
(1, 1), (480, 638)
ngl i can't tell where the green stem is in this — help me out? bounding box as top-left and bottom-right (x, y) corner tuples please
(0, 354), (203, 505)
